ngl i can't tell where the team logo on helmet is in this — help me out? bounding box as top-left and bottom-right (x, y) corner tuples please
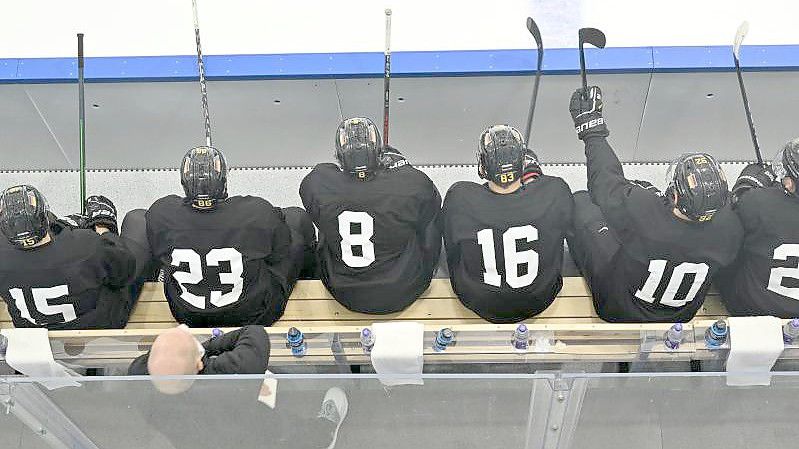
(667, 153), (728, 221)
(181, 146), (228, 209)
(477, 125), (526, 188)
(335, 117), (383, 180)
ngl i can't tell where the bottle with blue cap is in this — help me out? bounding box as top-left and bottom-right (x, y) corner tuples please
(512, 324), (530, 352)
(664, 323), (683, 350)
(704, 320), (727, 348)
(287, 327), (306, 357)
(783, 319), (799, 344)
(433, 328), (454, 352)
(360, 327), (375, 354)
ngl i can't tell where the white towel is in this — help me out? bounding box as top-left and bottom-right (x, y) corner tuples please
(726, 316), (784, 386)
(1, 328), (80, 390)
(370, 322), (425, 386)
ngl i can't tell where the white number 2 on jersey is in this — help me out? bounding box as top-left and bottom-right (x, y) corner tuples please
(767, 243), (799, 300)
(634, 260), (710, 307)
(171, 248), (244, 309)
(476, 225), (539, 288)
(9, 285), (76, 325)
(338, 211), (375, 268)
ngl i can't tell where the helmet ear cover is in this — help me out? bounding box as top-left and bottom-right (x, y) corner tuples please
(477, 125), (525, 188)
(0, 185), (50, 248)
(335, 117), (383, 181)
(180, 146), (228, 209)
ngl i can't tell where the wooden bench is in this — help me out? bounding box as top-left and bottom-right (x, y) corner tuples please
(0, 278), (752, 368)
(0, 277), (731, 329)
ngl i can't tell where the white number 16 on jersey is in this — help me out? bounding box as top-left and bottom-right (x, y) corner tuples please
(477, 225), (539, 288)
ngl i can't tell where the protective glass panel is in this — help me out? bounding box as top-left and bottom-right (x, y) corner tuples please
(0, 374), (541, 449)
(569, 372), (799, 449)
(2, 371), (799, 449)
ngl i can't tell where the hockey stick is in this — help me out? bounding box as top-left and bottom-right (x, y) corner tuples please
(192, 0), (212, 147)
(77, 33), (86, 214)
(733, 21), (762, 164)
(382, 9), (392, 146)
(523, 17), (543, 145)
(578, 27), (606, 98)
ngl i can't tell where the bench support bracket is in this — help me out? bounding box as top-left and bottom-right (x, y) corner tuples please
(525, 371), (588, 449)
(0, 382), (99, 449)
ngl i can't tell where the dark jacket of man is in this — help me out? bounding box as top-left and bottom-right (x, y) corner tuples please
(128, 325), (270, 375)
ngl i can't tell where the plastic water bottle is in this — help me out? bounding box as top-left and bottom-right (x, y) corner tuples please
(783, 319), (799, 344)
(286, 327), (306, 357)
(704, 320), (728, 348)
(211, 328), (223, 338)
(360, 327), (375, 354)
(664, 323), (683, 350)
(433, 328), (454, 352)
(512, 324), (530, 352)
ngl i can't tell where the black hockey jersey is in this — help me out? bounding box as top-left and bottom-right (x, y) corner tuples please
(719, 186), (799, 317)
(584, 136), (743, 322)
(146, 195), (292, 327)
(300, 163), (441, 313)
(0, 225), (137, 329)
(442, 178), (573, 322)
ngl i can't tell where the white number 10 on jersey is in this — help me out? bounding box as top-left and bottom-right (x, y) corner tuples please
(635, 260), (709, 308)
(477, 225), (539, 288)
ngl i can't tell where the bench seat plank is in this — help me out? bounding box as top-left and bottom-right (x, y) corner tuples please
(0, 278), (729, 328)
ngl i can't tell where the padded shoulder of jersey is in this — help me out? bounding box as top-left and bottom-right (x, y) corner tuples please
(0, 227), (105, 270)
(148, 194), (184, 213)
(739, 185), (790, 208)
(307, 163), (342, 177)
(444, 181), (483, 201)
(227, 195), (277, 210)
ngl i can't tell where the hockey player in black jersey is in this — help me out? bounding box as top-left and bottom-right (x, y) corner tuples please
(567, 86), (743, 322)
(719, 139), (799, 317)
(300, 117), (441, 313)
(441, 125), (573, 323)
(0, 186), (147, 329)
(143, 146), (315, 327)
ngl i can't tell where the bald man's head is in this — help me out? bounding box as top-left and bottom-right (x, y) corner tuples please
(147, 327), (204, 394)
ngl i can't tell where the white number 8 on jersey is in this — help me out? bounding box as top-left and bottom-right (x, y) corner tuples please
(338, 211), (375, 268)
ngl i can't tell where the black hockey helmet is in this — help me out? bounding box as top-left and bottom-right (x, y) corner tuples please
(335, 117), (383, 180)
(666, 153), (728, 222)
(773, 138), (799, 194)
(0, 185), (50, 248)
(181, 146), (228, 209)
(477, 125), (525, 187)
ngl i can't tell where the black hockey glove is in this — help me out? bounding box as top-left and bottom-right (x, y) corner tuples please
(84, 195), (118, 234)
(521, 148), (543, 184)
(569, 86), (609, 140)
(381, 145), (409, 170)
(731, 163), (776, 205)
(60, 214), (86, 229)
(47, 212), (83, 235)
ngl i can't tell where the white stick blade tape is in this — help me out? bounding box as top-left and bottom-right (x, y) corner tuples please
(734, 21), (749, 58)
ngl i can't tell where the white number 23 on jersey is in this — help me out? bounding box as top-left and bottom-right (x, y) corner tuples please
(171, 248), (244, 309)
